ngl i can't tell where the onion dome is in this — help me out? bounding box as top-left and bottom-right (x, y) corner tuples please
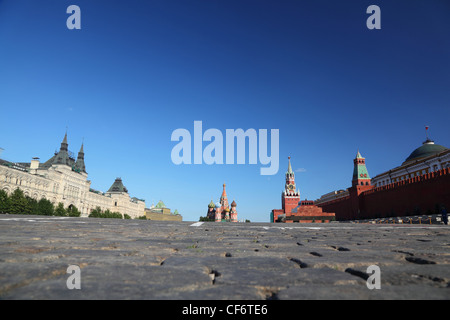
(224, 207), (230, 212)
(215, 201), (221, 208)
(231, 200), (237, 207)
(208, 200), (215, 208)
(403, 139), (448, 165)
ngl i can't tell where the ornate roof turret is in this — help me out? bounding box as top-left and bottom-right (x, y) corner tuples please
(231, 200), (237, 207)
(352, 150), (371, 186)
(107, 178), (129, 193)
(208, 199), (216, 208)
(74, 143), (86, 173)
(53, 132), (71, 166)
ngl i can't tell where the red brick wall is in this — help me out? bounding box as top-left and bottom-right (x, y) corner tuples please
(319, 196), (352, 220)
(361, 168), (450, 218)
(318, 168), (450, 220)
(283, 196), (299, 214)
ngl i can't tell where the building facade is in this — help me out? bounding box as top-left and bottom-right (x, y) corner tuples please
(206, 183), (238, 222)
(271, 157), (335, 223)
(145, 200), (182, 221)
(315, 137), (450, 220)
(0, 133), (146, 218)
(371, 138), (450, 187)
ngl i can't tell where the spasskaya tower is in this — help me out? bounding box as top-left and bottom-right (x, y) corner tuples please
(271, 156), (335, 223)
(282, 156), (300, 214)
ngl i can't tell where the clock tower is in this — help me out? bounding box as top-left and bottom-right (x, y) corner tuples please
(282, 156), (300, 214)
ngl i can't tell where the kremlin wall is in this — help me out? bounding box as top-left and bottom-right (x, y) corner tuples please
(318, 167), (450, 221)
(272, 135), (449, 223)
(316, 138), (450, 221)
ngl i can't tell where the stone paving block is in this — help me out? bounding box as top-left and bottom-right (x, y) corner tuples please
(0, 216), (449, 299)
(276, 284), (450, 300)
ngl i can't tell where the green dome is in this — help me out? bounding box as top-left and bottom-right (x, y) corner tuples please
(403, 140), (448, 165)
(155, 200), (166, 209)
(208, 200), (215, 208)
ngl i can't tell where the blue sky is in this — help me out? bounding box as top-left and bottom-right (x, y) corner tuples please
(1, 0), (449, 222)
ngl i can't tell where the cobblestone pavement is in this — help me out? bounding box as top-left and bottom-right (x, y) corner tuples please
(0, 215), (449, 300)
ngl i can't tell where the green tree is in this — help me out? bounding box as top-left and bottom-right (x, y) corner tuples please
(27, 196), (39, 215)
(113, 212), (123, 219)
(9, 189), (31, 215)
(0, 189), (10, 214)
(54, 202), (67, 217)
(88, 207), (122, 219)
(37, 198), (54, 216)
(67, 205), (80, 217)
(104, 210), (122, 219)
(89, 206), (103, 218)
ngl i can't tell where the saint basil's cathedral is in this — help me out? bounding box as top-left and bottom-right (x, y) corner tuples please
(206, 183), (238, 222)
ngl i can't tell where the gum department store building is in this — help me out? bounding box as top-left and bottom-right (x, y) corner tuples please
(0, 133), (146, 218)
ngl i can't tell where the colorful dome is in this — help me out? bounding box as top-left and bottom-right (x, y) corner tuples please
(231, 200), (237, 207)
(208, 200), (215, 208)
(215, 201), (221, 208)
(224, 207), (230, 212)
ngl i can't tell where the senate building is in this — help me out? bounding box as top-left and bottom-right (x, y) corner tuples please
(0, 133), (146, 218)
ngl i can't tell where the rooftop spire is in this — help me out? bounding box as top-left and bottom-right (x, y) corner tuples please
(75, 141), (86, 173)
(53, 131), (70, 165)
(222, 183), (227, 198)
(287, 156), (293, 174)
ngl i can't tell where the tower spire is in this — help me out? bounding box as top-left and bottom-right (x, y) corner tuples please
(75, 141), (86, 173)
(287, 156), (293, 174)
(282, 156), (300, 214)
(53, 131), (70, 165)
(220, 182), (229, 209)
(222, 183), (227, 198)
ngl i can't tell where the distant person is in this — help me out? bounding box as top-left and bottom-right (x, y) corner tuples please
(441, 206), (448, 225)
